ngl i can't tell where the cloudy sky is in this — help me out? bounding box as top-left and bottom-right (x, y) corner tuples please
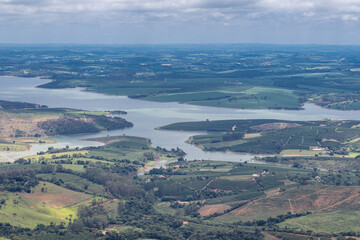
(0, 0), (360, 44)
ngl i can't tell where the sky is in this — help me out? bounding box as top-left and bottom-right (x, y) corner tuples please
(0, 0), (360, 44)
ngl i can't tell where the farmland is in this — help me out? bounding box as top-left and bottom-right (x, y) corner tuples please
(0, 192), (78, 228)
(2, 45), (360, 110)
(0, 135), (358, 239)
(161, 119), (360, 165)
(2, 44), (360, 239)
(215, 185), (360, 223)
(20, 181), (92, 209)
(145, 160), (360, 238)
(0, 135), (188, 239)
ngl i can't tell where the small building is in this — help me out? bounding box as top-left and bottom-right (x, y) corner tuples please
(310, 146), (326, 151)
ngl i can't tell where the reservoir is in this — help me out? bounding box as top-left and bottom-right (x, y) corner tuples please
(1, 76), (360, 162)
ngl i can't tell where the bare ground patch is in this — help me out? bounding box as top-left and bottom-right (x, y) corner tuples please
(0, 111), (58, 137)
(21, 182), (92, 208)
(243, 133), (261, 139)
(250, 122), (301, 131)
(198, 204), (231, 216)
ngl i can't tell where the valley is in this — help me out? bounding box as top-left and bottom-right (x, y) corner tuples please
(1, 45), (360, 239)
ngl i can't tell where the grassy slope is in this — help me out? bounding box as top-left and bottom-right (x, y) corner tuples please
(214, 184), (360, 233)
(23, 151), (90, 161)
(21, 181), (93, 208)
(279, 212), (360, 233)
(37, 173), (109, 197)
(0, 187), (93, 229)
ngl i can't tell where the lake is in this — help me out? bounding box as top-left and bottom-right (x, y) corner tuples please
(1, 76), (360, 162)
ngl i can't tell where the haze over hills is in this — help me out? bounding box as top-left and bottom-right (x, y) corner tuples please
(0, 44), (359, 239)
(0, 0), (360, 239)
(0, 0), (360, 45)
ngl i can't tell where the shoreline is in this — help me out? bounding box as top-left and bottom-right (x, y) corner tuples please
(4, 74), (360, 113)
(1, 75), (360, 168)
(0, 138), (57, 153)
(3, 73), (306, 112)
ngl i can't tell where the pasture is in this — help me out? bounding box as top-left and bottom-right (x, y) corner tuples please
(0, 190), (90, 228)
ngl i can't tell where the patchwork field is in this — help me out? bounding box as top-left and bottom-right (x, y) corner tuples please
(161, 119), (360, 171)
(23, 150), (90, 162)
(20, 181), (93, 208)
(0, 189), (92, 228)
(215, 185), (360, 233)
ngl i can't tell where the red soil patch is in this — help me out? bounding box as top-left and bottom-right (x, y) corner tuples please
(21, 192), (90, 208)
(21, 182), (92, 208)
(198, 204), (231, 216)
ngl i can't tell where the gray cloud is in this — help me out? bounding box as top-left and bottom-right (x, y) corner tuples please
(0, 0), (359, 23)
(0, 0), (360, 44)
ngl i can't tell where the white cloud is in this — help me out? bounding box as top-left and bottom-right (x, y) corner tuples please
(257, 0), (315, 11)
(0, 0), (359, 31)
(342, 14), (359, 21)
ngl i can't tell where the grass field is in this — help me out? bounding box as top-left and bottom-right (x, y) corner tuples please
(37, 173), (109, 197)
(61, 164), (87, 172)
(279, 212), (360, 233)
(280, 149), (325, 156)
(0, 137), (55, 152)
(0, 143), (29, 152)
(0, 190), (90, 228)
(21, 181), (93, 208)
(0, 180), (98, 228)
(23, 151), (89, 161)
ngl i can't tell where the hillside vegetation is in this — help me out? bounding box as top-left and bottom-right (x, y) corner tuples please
(0, 135), (357, 239)
(161, 119), (360, 157)
(0, 100), (132, 148)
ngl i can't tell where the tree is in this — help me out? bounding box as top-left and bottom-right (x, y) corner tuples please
(143, 151), (155, 161)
